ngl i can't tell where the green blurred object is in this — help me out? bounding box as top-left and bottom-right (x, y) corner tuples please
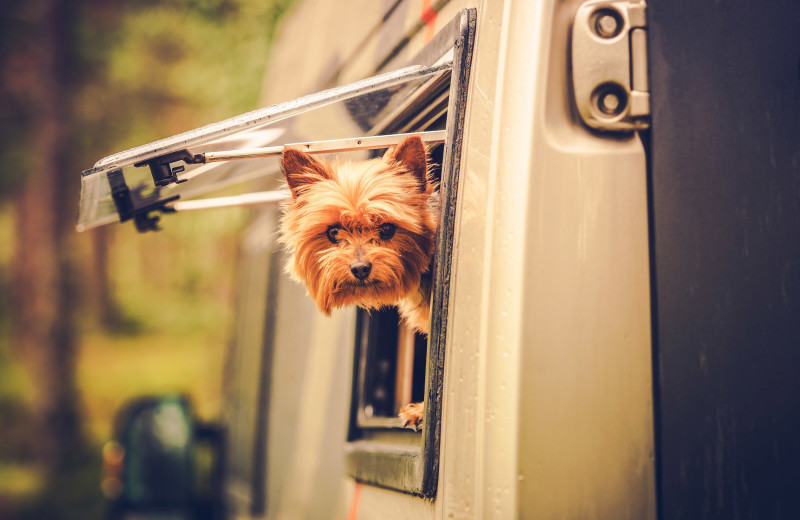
(105, 395), (224, 520)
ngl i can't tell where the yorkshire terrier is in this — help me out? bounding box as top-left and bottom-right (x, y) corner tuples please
(279, 135), (438, 429)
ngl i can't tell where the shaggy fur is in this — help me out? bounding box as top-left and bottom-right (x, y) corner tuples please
(279, 135), (439, 334)
(279, 136), (436, 430)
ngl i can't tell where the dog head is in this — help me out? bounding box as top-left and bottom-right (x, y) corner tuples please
(279, 135), (438, 315)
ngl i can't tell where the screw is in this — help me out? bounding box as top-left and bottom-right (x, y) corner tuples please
(599, 91), (621, 114)
(592, 8), (623, 39)
(592, 83), (628, 118)
(596, 14), (618, 37)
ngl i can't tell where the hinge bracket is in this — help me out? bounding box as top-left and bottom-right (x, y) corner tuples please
(134, 150), (203, 187)
(107, 169), (178, 232)
(572, 0), (649, 132)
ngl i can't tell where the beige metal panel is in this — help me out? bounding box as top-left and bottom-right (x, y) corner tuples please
(441, 1), (655, 519)
(517, 149), (654, 520)
(259, 0), (387, 101)
(438, 0), (540, 517)
(265, 271), (357, 520)
(261, 0), (476, 102)
(516, 0), (655, 517)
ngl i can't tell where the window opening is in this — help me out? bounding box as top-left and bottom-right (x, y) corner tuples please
(343, 8), (475, 498)
(355, 308), (428, 427)
(352, 141), (443, 429)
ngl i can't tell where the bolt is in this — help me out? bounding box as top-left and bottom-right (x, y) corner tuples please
(599, 91), (620, 114)
(597, 15), (618, 36)
(592, 83), (628, 118)
(592, 8), (623, 39)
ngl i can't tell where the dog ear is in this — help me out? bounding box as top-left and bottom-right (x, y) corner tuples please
(389, 136), (427, 191)
(281, 149), (330, 198)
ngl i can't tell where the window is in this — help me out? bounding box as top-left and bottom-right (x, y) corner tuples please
(77, 7), (476, 501)
(350, 143), (445, 432)
(354, 308), (429, 427)
(345, 11), (475, 497)
(76, 62), (453, 232)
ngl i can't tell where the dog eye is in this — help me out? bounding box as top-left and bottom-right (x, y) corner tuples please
(378, 223), (396, 240)
(326, 225), (342, 243)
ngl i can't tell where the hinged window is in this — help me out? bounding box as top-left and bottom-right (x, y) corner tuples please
(78, 7), (476, 501)
(77, 61), (452, 232)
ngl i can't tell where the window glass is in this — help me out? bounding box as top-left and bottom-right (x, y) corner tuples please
(77, 62), (452, 231)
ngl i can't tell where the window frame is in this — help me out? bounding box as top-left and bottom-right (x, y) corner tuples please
(344, 8), (476, 498)
(76, 65), (453, 233)
(78, 6), (477, 503)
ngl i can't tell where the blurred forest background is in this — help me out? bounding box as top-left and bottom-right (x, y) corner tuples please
(0, 0), (292, 517)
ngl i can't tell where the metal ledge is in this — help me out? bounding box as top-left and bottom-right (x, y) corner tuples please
(344, 441), (423, 495)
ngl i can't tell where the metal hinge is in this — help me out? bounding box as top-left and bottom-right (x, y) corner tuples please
(107, 169), (177, 232)
(572, 0), (649, 132)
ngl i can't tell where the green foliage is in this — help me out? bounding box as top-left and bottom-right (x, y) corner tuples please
(0, 0), (294, 516)
(72, 0), (294, 164)
(107, 205), (250, 337)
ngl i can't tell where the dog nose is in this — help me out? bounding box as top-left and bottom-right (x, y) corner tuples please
(350, 261), (372, 280)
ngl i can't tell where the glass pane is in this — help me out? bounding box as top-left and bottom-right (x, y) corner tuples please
(77, 62), (452, 231)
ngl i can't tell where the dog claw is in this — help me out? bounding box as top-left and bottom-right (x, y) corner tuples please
(398, 402), (425, 430)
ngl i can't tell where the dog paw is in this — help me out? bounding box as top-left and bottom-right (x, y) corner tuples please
(399, 402), (424, 431)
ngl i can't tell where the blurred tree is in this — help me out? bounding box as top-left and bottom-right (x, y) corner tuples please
(3, 0), (84, 470)
(1, 0), (293, 514)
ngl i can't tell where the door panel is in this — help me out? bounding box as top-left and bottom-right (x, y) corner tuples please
(648, 1), (800, 518)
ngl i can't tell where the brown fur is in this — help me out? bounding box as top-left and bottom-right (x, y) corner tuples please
(279, 135), (439, 335)
(398, 401), (425, 430)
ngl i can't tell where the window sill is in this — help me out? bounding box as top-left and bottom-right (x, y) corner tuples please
(344, 440), (424, 495)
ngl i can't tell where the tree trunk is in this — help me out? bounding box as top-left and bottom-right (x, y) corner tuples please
(88, 227), (125, 331)
(10, 0), (83, 469)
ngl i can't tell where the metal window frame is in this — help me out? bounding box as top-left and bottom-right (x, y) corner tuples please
(344, 8), (476, 498)
(76, 65), (454, 232)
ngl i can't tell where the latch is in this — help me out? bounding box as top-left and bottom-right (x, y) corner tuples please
(572, 0), (649, 132)
(134, 150), (204, 187)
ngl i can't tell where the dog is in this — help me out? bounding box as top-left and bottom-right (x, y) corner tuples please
(279, 135), (438, 429)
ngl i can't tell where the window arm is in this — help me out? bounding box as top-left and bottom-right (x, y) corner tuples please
(139, 130), (447, 188)
(203, 130), (446, 163)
